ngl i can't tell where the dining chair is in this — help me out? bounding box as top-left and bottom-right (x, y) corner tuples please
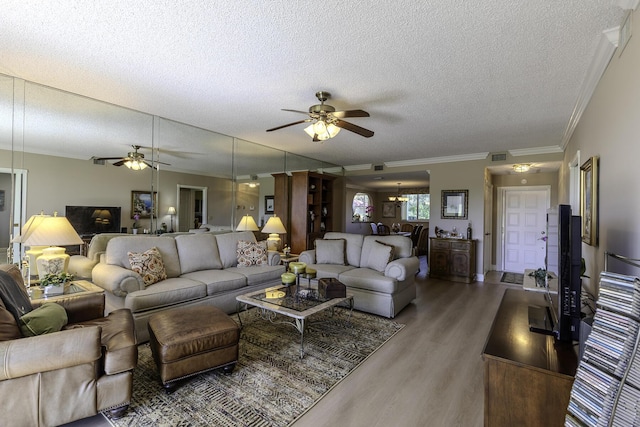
(400, 223), (414, 233)
(377, 224), (391, 235)
(370, 222), (379, 235)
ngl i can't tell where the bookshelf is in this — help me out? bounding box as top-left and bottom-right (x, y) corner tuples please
(566, 253), (640, 426)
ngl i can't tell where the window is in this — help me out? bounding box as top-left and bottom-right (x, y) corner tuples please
(404, 194), (430, 220)
(352, 193), (372, 221)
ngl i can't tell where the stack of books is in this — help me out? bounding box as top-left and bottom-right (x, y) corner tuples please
(566, 272), (640, 426)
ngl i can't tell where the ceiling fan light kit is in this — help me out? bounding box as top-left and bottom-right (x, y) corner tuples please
(267, 91), (374, 142)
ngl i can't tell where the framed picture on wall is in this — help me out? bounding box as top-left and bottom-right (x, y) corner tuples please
(131, 190), (157, 218)
(441, 190), (468, 219)
(382, 201), (396, 218)
(580, 156), (598, 246)
(265, 195), (274, 214)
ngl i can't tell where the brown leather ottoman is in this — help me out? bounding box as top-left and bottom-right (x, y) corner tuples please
(148, 305), (240, 392)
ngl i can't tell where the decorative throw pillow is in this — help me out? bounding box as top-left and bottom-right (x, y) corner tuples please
(364, 240), (395, 272)
(315, 239), (347, 265)
(19, 303), (68, 337)
(237, 240), (268, 267)
(128, 247), (167, 287)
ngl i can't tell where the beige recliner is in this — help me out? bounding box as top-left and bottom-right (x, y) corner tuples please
(0, 264), (137, 427)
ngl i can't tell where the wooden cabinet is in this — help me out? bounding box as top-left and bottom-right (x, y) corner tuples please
(482, 289), (577, 426)
(286, 171), (334, 254)
(429, 238), (476, 283)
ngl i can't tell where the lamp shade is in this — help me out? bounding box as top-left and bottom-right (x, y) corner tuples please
(13, 214), (83, 247)
(167, 206), (176, 215)
(262, 215), (286, 234)
(236, 215), (259, 231)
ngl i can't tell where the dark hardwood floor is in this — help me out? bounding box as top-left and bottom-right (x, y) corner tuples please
(66, 257), (511, 427)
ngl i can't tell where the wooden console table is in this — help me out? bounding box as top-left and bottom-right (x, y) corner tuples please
(482, 289), (577, 426)
(429, 237), (476, 283)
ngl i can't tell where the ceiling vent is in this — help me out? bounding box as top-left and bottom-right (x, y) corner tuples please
(374, 164), (384, 171)
(93, 158), (106, 165)
(491, 153), (507, 162)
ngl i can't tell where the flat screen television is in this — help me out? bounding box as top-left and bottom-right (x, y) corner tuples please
(529, 204), (582, 341)
(65, 206), (122, 237)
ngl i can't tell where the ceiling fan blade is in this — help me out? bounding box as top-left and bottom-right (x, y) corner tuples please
(334, 119), (375, 138)
(92, 156), (125, 161)
(266, 119), (311, 132)
(331, 109), (370, 118)
(281, 109), (310, 115)
(143, 160), (158, 170)
(112, 160), (126, 166)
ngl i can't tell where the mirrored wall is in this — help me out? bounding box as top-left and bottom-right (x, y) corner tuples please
(0, 74), (342, 261)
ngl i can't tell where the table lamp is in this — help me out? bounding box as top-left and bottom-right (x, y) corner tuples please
(236, 214), (259, 231)
(262, 215), (286, 251)
(167, 206), (176, 232)
(12, 212), (83, 279)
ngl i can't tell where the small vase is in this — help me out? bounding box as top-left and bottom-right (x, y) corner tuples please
(132, 229), (138, 235)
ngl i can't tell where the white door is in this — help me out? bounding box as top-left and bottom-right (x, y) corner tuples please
(502, 189), (549, 273)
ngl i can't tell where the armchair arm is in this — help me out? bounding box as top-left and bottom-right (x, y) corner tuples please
(92, 263), (144, 297)
(299, 250), (316, 264)
(68, 255), (99, 280)
(385, 257), (420, 281)
(0, 326), (101, 380)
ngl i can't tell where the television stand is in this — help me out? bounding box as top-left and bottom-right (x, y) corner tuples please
(528, 304), (555, 336)
(482, 289), (577, 426)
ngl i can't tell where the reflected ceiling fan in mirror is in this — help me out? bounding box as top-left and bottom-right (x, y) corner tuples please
(91, 145), (170, 170)
(266, 91), (374, 142)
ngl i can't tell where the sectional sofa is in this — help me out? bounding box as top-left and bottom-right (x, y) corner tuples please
(299, 232), (419, 318)
(91, 231), (285, 342)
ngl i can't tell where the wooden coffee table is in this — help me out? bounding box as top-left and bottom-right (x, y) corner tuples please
(28, 279), (104, 303)
(236, 285), (353, 358)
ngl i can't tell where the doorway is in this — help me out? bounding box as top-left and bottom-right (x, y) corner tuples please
(176, 185), (207, 232)
(1, 168), (28, 264)
(497, 186), (550, 273)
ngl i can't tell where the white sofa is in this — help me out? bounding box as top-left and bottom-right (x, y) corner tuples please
(91, 231), (285, 341)
(298, 232), (419, 318)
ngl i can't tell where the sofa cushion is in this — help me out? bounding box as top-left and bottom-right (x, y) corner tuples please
(181, 269), (248, 294)
(362, 240), (395, 272)
(363, 235), (413, 259)
(315, 239), (346, 265)
(236, 240), (268, 267)
(124, 277), (207, 313)
(323, 232), (364, 267)
(226, 265), (286, 286)
(304, 263), (355, 279)
(338, 268), (400, 294)
(175, 233), (223, 273)
(19, 303), (68, 337)
(128, 247), (168, 287)
(106, 236), (182, 278)
(214, 231), (257, 268)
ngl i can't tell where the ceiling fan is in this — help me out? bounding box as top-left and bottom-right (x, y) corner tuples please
(266, 91), (374, 142)
(92, 145), (170, 170)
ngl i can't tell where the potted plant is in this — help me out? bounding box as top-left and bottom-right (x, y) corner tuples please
(40, 272), (74, 296)
(132, 213), (140, 234)
(528, 268), (550, 287)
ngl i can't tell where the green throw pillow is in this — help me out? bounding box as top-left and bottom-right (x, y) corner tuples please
(19, 303), (68, 337)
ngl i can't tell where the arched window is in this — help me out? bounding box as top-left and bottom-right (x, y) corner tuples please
(352, 193), (372, 221)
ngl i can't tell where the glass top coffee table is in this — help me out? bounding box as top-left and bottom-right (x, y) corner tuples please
(236, 285), (353, 358)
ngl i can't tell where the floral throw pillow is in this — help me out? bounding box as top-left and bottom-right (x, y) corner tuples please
(237, 240), (268, 267)
(128, 247), (167, 287)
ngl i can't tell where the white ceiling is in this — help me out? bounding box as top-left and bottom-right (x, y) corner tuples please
(0, 1), (628, 182)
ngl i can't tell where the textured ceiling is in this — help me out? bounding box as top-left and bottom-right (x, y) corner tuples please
(0, 1), (627, 172)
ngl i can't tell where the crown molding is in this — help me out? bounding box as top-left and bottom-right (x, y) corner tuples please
(561, 27), (619, 149)
(509, 146), (564, 157)
(383, 152), (489, 168)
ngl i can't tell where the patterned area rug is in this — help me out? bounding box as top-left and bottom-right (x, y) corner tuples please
(500, 272), (524, 285)
(108, 310), (404, 427)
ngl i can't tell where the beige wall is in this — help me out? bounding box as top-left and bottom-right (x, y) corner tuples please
(561, 6), (640, 296)
(0, 149), (237, 233)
